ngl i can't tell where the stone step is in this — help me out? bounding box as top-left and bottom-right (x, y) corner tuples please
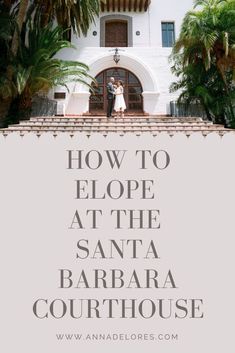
(29, 117), (205, 123)
(30, 115), (202, 118)
(6, 121), (223, 129)
(21, 119), (210, 123)
(3, 126), (230, 133)
(1, 115), (232, 136)
(14, 122), (214, 128)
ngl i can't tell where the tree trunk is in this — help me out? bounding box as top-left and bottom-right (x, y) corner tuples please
(0, 98), (12, 128)
(18, 88), (32, 120)
(2, 1), (30, 123)
(40, 3), (54, 28)
(203, 104), (212, 121)
(11, 0), (29, 56)
(3, 0), (15, 11)
(216, 61), (235, 125)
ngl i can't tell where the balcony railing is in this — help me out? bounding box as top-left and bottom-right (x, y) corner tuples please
(31, 96), (57, 117)
(101, 0), (151, 12)
(170, 101), (207, 118)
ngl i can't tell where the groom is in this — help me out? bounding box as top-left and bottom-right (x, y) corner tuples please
(106, 77), (116, 117)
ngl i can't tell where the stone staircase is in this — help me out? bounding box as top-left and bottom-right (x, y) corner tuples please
(0, 116), (233, 136)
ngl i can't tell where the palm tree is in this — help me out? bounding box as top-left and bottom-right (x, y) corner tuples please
(31, 0), (105, 36)
(170, 55), (233, 123)
(171, 0), (235, 125)
(9, 23), (94, 121)
(0, 0), (104, 126)
(0, 1), (18, 125)
(4, 0), (105, 53)
(0, 0), (31, 125)
(174, 0), (235, 84)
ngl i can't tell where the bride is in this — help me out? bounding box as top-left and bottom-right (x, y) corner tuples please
(114, 80), (126, 118)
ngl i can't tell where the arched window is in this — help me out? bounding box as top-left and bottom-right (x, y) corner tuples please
(100, 15), (133, 47)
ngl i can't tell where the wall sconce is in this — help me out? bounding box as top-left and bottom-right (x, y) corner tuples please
(109, 48), (124, 65)
(113, 48), (120, 65)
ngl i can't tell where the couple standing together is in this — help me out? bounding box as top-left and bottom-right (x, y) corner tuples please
(106, 77), (126, 118)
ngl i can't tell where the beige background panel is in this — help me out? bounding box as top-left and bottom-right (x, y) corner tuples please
(0, 133), (234, 352)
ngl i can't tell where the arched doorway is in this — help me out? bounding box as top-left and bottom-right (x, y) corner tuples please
(89, 68), (143, 115)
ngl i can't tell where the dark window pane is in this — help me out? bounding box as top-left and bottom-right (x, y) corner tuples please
(128, 94), (141, 102)
(162, 30), (168, 47)
(96, 74), (104, 83)
(128, 73), (139, 84)
(169, 32), (174, 47)
(116, 69), (126, 81)
(106, 69), (114, 77)
(106, 68), (125, 82)
(92, 86), (103, 95)
(162, 22), (175, 47)
(91, 85), (104, 95)
(129, 103), (142, 110)
(90, 103), (103, 110)
(128, 87), (142, 94)
(90, 95), (103, 103)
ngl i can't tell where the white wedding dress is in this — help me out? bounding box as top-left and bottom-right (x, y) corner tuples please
(114, 86), (126, 111)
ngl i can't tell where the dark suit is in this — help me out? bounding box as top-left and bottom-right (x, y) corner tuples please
(106, 82), (115, 117)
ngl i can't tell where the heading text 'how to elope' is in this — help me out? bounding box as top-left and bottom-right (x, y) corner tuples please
(32, 150), (204, 320)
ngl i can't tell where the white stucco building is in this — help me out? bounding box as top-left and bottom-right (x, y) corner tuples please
(54, 0), (194, 116)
